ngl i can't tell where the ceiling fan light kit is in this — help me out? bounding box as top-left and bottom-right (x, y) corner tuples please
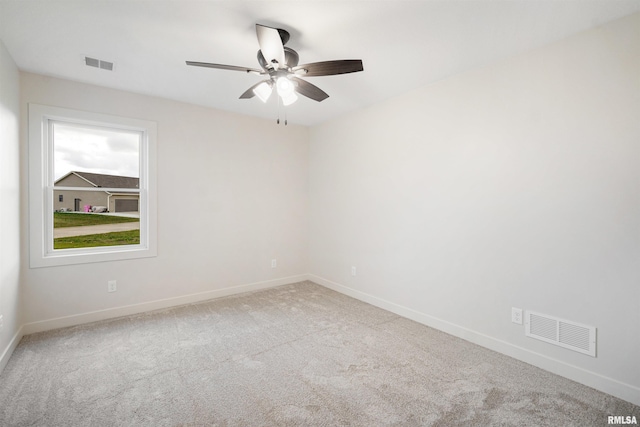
(186, 23), (364, 123)
(281, 91), (298, 107)
(276, 76), (293, 96)
(253, 81), (273, 102)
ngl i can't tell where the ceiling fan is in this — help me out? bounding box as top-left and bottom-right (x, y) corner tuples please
(186, 24), (364, 107)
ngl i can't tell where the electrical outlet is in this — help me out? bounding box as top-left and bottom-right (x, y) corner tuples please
(512, 307), (523, 325)
(107, 280), (117, 293)
(271, 259), (277, 268)
(351, 266), (357, 276)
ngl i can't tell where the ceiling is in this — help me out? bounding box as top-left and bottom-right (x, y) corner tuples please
(1, 1), (639, 126)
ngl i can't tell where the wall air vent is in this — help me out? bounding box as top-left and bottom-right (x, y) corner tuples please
(85, 56), (99, 67)
(85, 56), (114, 71)
(525, 311), (596, 357)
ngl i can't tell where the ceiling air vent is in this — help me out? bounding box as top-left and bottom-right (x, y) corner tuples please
(525, 310), (596, 357)
(85, 56), (114, 71)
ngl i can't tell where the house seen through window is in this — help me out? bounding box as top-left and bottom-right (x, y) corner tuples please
(52, 122), (141, 249)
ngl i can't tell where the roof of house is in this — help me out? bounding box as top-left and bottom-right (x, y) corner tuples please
(56, 171), (139, 189)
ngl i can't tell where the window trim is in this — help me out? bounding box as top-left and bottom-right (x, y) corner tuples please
(29, 104), (157, 268)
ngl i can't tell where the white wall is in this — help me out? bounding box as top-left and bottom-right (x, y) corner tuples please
(0, 39), (22, 371)
(20, 73), (309, 329)
(309, 13), (640, 404)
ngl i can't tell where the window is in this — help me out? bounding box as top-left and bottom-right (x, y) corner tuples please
(29, 104), (157, 268)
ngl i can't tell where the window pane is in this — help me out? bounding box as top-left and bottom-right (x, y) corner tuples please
(52, 122), (141, 249)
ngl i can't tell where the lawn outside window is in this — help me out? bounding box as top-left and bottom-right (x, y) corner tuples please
(28, 104), (157, 268)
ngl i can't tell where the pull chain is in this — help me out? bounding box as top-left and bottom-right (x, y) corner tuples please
(274, 96), (289, 126)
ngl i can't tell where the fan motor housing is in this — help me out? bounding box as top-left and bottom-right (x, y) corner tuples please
(257, 47), (299, 70)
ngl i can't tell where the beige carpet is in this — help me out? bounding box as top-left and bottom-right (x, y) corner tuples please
(0, 281), (637, 426)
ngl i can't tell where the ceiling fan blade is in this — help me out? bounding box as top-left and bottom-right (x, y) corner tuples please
(290, 77), (329, 102)
(239, 80), (270, 99)
(292, 60), (364, 77)
(256, 24), (285, 69)
(186, 61), (263, 74)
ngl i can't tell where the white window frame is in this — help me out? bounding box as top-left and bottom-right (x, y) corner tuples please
(28, 104), (157, 268)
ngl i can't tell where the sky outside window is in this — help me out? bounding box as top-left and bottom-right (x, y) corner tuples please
(53, 122), (140, 181)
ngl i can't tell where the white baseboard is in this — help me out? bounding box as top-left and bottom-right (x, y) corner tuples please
(0, 325), (24, 375)
(22, 274), (310, 335)
(309, 274), (640, 407)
